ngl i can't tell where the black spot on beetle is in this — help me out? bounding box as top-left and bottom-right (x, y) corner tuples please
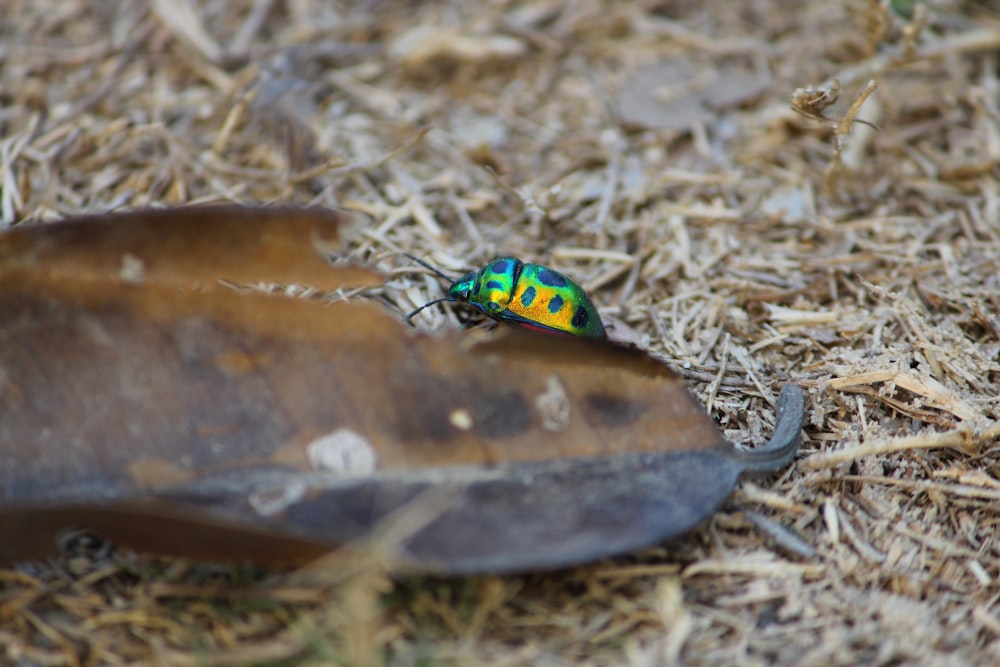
(472, 280), (482, 296)
(491, 260), (510, 274)
(584, 393), (648, 428)
(521, 286), (537, 307)
(571, 306), (590, 328)
(536, 268), (567, 288)
(548, 295), (565, 314)
(486, 280), (504, 291)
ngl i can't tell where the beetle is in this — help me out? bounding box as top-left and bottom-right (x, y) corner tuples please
(405, 255), (606, 338)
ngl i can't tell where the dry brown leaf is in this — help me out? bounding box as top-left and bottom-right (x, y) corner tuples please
(0, 206), (379, 291)
(0, 206), (804, 574)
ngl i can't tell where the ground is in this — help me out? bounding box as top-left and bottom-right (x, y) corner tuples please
(2, 1), (1000, 665)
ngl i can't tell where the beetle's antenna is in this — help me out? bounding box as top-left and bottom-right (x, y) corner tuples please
(406, 297), (457, 322)
(403, 253), (459, 282)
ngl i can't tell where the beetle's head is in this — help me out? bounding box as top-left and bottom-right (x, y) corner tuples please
(448, 273), (477, 301)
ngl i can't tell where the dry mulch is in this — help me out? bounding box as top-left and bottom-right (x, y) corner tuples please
(2, 1), (1000, 665)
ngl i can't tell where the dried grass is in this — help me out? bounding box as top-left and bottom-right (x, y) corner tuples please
(2, 0), (1000, 664)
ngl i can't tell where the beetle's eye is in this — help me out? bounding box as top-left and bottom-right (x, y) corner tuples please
(488, 301), (502, 313)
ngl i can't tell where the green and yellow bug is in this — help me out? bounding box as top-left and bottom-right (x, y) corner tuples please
(405, 255), (606, 338)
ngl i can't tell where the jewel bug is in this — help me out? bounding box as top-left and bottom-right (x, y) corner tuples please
(405, 255), (606, 338)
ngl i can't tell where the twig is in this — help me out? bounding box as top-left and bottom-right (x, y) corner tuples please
(803, 423), (1000, 470)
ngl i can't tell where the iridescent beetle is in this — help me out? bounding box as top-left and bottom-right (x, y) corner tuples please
(405, 255), (606, 338)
